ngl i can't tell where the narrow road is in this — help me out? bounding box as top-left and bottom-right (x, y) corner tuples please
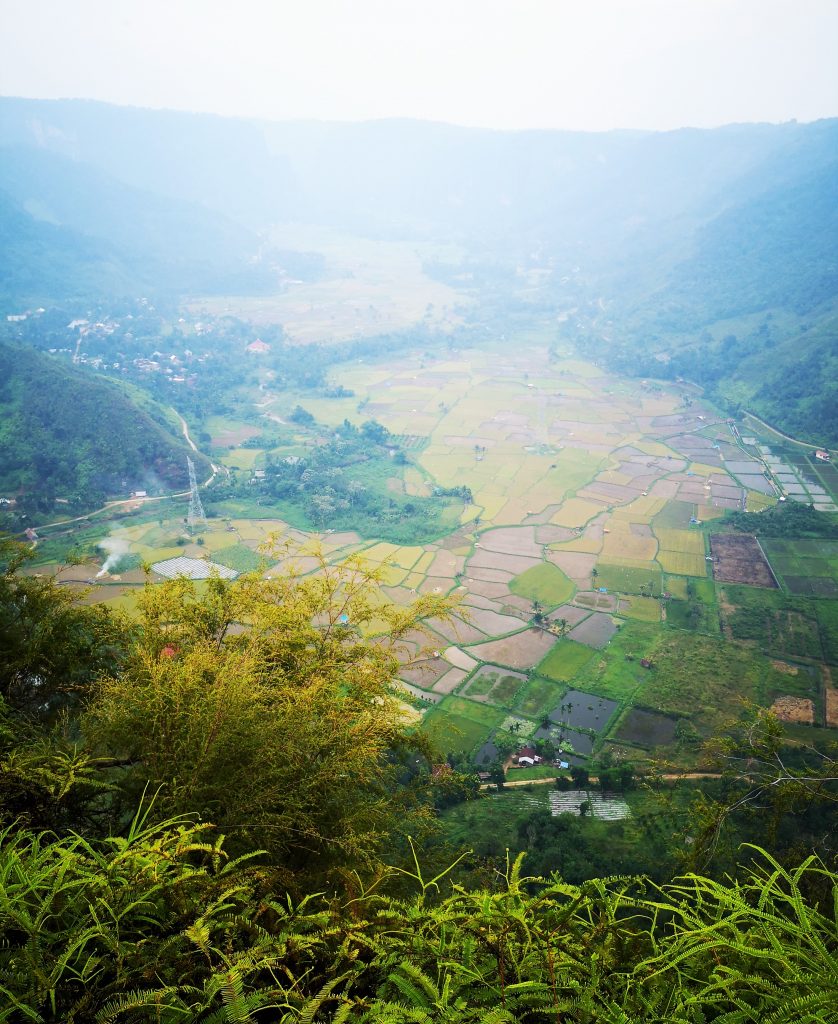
(483, 772), (723, 790)
(173, 410), (226, 485)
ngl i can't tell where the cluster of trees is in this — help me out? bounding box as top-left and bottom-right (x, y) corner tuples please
(0, 537), (459, 881)
(216, 416), (460, 542)
(727, 499), (838, 538)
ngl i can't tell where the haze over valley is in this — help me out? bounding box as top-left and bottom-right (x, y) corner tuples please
(2, 5), (838, 1019)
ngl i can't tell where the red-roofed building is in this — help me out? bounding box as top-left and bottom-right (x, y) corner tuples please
(246, 339), (270, 354)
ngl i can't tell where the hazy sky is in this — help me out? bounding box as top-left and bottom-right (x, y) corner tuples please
(2, 0), (836, 130)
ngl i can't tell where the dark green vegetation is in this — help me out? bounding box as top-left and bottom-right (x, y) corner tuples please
(727, 500), (838, 539)
(0, 342), (209, 509)
(4, 814), (837, 1024)
(0, 143), (271, 304)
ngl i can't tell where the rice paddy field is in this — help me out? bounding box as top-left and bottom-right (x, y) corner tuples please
(30, 340), (838, 774)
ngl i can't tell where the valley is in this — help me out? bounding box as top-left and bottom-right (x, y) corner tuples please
(27, 337), (838, 785)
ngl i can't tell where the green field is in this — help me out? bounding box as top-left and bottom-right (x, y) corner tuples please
(718, 585), (823, 660)
(419, 711), (492, 756)
(513, 676), (566, 717)
(571, 622), (661, 702)
(420, 695), (507, 755)
(537, 640), (597, 682)
(212, 543), (266, 573)
(618, 595), (661, 622)
(762, 537), (838, 597)
(595, 563), (663, 597)
(509, 562), (574, 607)
(652, 501), (697, 530)
(637, 633), (818, 733)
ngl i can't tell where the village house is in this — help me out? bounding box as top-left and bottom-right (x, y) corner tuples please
(513, 746), (542, 767)
(815, 449), (831, 462)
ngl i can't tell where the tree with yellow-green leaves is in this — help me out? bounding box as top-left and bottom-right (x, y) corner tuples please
(85, 547), (459, 886)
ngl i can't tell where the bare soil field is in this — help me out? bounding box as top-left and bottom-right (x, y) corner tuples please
(479, 526), (542, 557)
(468, 549), (542, 574)
(547, 550), (597, 582)
(769, 695), (815, 724)
(433, 667), (469, 694)
(710, 534), (778, 588)
(467, 629), (556, 669)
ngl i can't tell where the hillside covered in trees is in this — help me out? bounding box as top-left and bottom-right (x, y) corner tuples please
(0, 343), (210, 509)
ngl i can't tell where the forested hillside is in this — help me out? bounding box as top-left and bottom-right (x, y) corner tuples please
(0, 343), (210, 508)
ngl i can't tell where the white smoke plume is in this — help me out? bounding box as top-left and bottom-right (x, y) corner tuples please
(96, 537), (132, 577)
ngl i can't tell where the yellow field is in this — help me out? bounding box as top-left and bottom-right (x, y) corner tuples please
(655, 529), (705, 555)
(598, 555), (660, 572)
(550, 536), (603, 554)
(657, 550), (708, 576)
(601, 532), (658, 561)
(746, 492), (777, 512)
(550, 498), (606, 528)
(632, 440), (678, 459)
(696, 504), (727, 520)
(380, 564), (409, 585)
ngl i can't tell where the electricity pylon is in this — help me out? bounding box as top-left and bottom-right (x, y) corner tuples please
(186, 456), (206, 534)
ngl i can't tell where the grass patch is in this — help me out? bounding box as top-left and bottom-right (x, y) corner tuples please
(664, 577), (689, 600)
(718, 585), (822, 660)
(665, 595), (719, 634)
(618, 595), (661, 622)
(640, 633), (809, 733)
(572, 622), (661, 702)
(419, 711), (492, 756)
(537, 640), (596, 682)
(815, 600), (838, 664)
(513, 676), (566, 717)
(211, 544), (266, 574)
(438, 695), (507, 728)
(595, 563), (662, 596)
(509, 562), (574, 608)
(508, 764), (560, 781)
